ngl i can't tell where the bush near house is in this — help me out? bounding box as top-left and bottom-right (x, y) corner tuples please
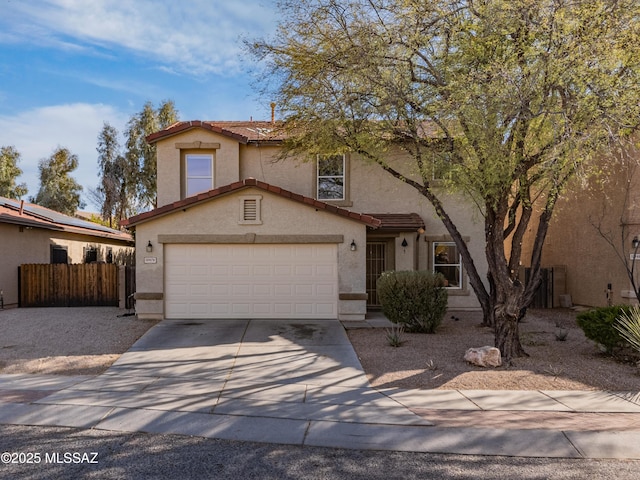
(377, 270), (448, 333)
(576, 305), (632, 354)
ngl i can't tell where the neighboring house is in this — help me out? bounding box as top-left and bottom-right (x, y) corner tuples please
(123, 120), (487, 320)
(523, 153), (640, 308)
(0, 197), (134, 308)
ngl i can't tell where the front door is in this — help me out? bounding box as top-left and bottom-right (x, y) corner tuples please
(366, 241), (387, 307)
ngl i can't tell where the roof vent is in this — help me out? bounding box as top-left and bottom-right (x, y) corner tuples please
(243, 199), (257, 221)
(239, 195), (262, 225)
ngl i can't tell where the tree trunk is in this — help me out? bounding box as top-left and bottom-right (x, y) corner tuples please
(493, 286), (528, 361)
(494, 309), (528, 361)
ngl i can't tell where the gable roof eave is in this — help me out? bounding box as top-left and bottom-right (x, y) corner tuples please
(123, 179), (382, 229)
(146, 120), (250, 145)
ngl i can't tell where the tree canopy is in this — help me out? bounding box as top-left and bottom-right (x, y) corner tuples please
(32, 147), (84, 215)
(253, 0), (640, 358)
(0, 146), (27, 199)
(124, 100), (179, 210)
(93, 101), (179, 224)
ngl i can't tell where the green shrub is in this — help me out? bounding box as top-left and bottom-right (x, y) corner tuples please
(376, 270), (448, 333)
(576, 305), (632, 354)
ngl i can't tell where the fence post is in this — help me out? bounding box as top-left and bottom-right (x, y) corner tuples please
(118, 265), (126, 309)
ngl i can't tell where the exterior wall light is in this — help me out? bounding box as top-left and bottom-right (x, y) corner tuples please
(146, 240), (153, 253)
(350, 240), (357, 251)
(401, 238), (408, 248)
(633, 236), (640, 250)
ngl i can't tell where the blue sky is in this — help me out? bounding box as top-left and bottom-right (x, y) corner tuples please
(0, 0), (279, 207)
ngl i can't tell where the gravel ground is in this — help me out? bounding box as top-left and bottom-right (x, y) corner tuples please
(0, 307), (158, 375)
(348, 309), (640, 391)
(1, 306), (639, 391)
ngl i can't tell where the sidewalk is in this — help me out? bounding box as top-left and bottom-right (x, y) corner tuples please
(0, 318), (639, 460)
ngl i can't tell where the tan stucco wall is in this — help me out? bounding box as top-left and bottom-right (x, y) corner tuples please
(237, 145), (485, 309)
(134, 187), (368, 319)
(156, 129), (241, 207)
(151, 128), (485, 311)
(0, 223), (134, 307)
(528, 157), (640, 307)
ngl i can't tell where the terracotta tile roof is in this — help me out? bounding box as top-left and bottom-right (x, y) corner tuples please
(146, 120), (286, 145)
(123, 179), (382, 228)
(0, 197), (133, 242)
(147, 120), (444, 145)
(365, 213), (425, 232)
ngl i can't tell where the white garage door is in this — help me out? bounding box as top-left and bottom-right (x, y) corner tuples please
(164, 244), (338, 319)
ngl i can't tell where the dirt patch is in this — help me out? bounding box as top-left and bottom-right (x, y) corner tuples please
(0, 307), (158, 375)
(348, 309), (640, 391)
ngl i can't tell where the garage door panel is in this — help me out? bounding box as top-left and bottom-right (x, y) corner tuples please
(211, 304), (230, 314)
(211, 285), (229, 295)
(232, 303), (251, 314)
(253, 285), (272, 296)
(316, 284), (336, 296)
(316, 303), (335, 315)
(253, 265), (271, 276)
(190, 284), (210, 296)
(211, 266), (229, 276)
(189, 303), (210, 315)
(165, 244), (338, 319)
(295, 284), (313, 296)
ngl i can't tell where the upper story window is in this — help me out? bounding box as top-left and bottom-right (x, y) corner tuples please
(185, 153), (214, 197)
(433, 242), (462, 289)
(317, 154), (345, 201)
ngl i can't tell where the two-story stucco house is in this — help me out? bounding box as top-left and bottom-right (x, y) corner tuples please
(123, 120), (487, 320)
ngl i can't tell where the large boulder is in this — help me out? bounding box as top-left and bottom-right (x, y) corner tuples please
(464, 346), (502, 367)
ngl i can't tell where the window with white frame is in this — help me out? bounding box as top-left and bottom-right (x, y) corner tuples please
(317, 154), (345, 200)
(185, 153), (214, 197)
(433, 242), (462, 289)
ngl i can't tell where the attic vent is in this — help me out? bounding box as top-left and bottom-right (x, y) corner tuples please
(238, 195), (262, 225)
(243, 199), (257, 221)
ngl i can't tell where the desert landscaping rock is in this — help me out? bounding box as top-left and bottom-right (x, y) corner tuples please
(464, 346), (502, 367)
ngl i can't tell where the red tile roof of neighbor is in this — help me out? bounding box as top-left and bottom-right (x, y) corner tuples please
(122, 179), (383, 228)
(0, 197), (133, 242)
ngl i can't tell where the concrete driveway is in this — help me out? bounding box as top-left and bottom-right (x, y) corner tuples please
(2, 316), (640, 459)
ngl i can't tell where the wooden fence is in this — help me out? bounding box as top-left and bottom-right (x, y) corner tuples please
(19, 264), (120, 307)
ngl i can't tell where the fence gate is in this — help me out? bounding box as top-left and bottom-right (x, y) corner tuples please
(523, 267), (554, 309)
(19, 263), (119, 307)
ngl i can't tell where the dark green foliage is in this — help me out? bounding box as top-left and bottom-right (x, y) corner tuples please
(576, 305), (632, 354)
(376, 271), (448, 333)
(31, 147), (84, 215)
(0, 146), (27, 199)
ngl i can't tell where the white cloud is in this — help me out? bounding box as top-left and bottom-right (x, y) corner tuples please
(3, 0), (279, 76)
(0, 103), (129, 203)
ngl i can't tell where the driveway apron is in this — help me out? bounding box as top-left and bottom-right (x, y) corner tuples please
(33, 319), (429, 429)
